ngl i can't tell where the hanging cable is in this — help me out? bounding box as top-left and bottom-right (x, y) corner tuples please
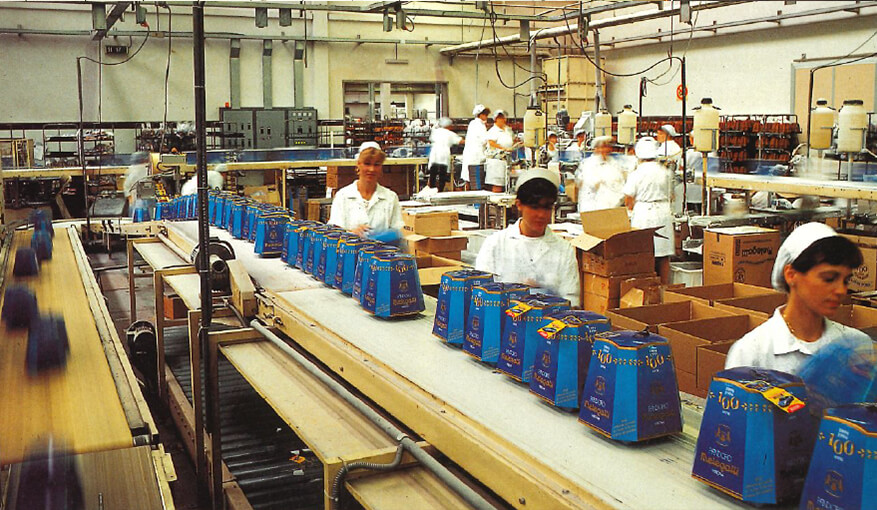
(159, 6), (173, 154)
(487, 5), (546, 90)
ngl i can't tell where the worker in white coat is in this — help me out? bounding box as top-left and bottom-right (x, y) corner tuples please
(537, 131), (559, 166)
(573, 128), (588, 153)
(656, 124), (682, 169)
(181, 163), (226, 195)
(484, 109), (518, 192)
(475, 168), (580, 307)
(427, 117), (464, 192)
(462, 104), (490, 190)
(575, 136), (625, 212)
(623, 137), (675, 283)
(726, 223), (872, 374)
(328, 142), (403, 238)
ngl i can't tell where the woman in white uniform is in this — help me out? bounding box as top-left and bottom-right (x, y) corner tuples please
(427, 117), (464, 192)
(462, 104), (490, 190)
(475, 168), (580, 307)
(575, 136), (625, 212)
(484, 110), (517, 192)
(328, 142), (403, 237)
(537, 131), (559, 167)
(726, 223), (872, 374)
(623, 137), (675, 283)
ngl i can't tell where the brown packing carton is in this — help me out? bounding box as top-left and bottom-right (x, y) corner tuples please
(606, 300), (733, 333)
(572, 207), (659, 259)
(402, 209), (459, 236)
(663, 282), (779, 306)
(840, 233), (877, 292)
(676, 369), (702, 398)
(415, 254), (466, 286)
(403, 231), (469, 255)
(831, 304), (877, 337)
(163, 293), (187, 320)
(583, 292), (619, 315)
(430, 250), (462, 261)
(657, 315), (752, 374)
(713, 293), (789, 326)
(243, 185), (282, 205)
(578, 251), (655, 277)
(703, 226), (780, 287)
(581, 272), (656, 299)
(619, 287), (662, 309)
(697, 341), (736, 394)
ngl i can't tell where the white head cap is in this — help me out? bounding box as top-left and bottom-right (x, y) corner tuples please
(574, 128), (587, 138)
(438, 117), (453, 128)
(213, 163), (229, 173)
(356, 141), (383, 159)
(472, 104), (489, 116)
(771, 222), (838, 292)
(516, 167), (561, 191)
(492, 109), (507, 120)
(660, 124), (680, 137)
(591, 136), (613, 148)
(634, 137), (659, 160)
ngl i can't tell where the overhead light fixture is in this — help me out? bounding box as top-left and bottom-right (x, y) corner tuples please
(519, 20), (530, 41)
(135, 3), (147, 25)
(383, 9), (392, 32)
(395, 7), (406, 30)
(680, 1), (692, 24)
(279, 8), (292, 27)
(255, 7), (268, 28)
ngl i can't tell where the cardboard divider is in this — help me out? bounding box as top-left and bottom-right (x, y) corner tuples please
(605, 300), (733, 333)
(663, 282), (779, 306)
(696, 341), (735, 394)
(415, 255), (465, 286)
(713, 293), (789, 326)
(657, 315), (752, 375)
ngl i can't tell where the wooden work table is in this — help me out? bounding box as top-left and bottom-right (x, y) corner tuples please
(157, 221), (769, 510)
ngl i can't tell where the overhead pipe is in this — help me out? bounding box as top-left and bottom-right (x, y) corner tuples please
(247, 319), (496, 510)
(440, 1), (750, 56)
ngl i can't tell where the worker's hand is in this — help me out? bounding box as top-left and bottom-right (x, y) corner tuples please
(459, 138), (466, 144)
(351, 224), (371, 237)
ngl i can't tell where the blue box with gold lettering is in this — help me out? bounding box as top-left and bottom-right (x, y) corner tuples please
(254, 214), (288, 257)
(692, 367), (818, 505)
(530, 310), (610, 409)
(498, 294), (570, 383)
(335, 236), (371, 293)
(433, 270), (493, 346)
(362, 253), (424, 318)
(579, 330), (682, 442)
(799, 404), (877, 510)
(463, 282), (529, 365)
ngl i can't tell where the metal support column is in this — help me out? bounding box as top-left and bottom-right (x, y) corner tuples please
(229, 39), (241, 108)
(262, 40), (273, 108)
(293, 41), (305, 108)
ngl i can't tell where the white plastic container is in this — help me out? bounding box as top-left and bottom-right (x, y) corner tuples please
(594, 109), (612, 138)
(617, 105), (637, 145)
(837, 99), (867, 153)
(523, 107), (546, 148)
(809, 98), (835, 151)
(670, 261), (703, 287)
(693, 98), (720, 152)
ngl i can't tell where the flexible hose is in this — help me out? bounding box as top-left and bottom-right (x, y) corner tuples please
(330, 444), (405, 509)
(248, 319), (495, 510)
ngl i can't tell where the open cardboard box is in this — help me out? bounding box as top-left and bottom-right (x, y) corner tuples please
(657, 315), (752, 375)
(570, 208), (658, 276)
(415, 254), (466, 286)
(402, 208), (459, 236)
(582, 272), (657, 299)
(404, 231), (469, 256)
(840, 232), (877, 292)
(606, 300), (733, 333)
(663, 282), (779, 306)
(713, 293), (789, 326)
(697, 341), (736, 395)
(831, 304), (877, 339)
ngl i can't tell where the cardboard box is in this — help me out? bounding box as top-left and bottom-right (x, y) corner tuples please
(431, 250), (462, 261)
(571, 208), (658, 259)
(703, 226), (780, 287)
(243, 185), (282, 205)
(306, 198), (332, 221)
(578, 250), (655, 277)
(583, 292), (619, 315)
(840, 233), (877, 292)
(163, 293), (187, 320)
(402, 209), (459, 236)
(606, 300), (733, 333)
(831, 304), (877, 334)
(713, 293), (788, 325)
(657, 315), (752, 374)
(676, 369), (702, 398)
(581, 272), (656, 299)
(415, 254), (465, 285)
(696, 341), (735, 394)
(404, 231), (468, 256)
(663, 282), (779, 306)
(619, 286), (661, 309)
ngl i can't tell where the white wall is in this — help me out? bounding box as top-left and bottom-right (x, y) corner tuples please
(598, 6), (877, 117)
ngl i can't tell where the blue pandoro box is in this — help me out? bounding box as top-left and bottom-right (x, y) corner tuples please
(692, 367), (819, 505)
(254, 214), (289, 257)
(579, 330), (682, 442)
(317, 231), (343, 283)
(800, 404), (877, 510)
(363, 253), (425, 318)
(464, 282), (530, 365)
(433, 270), (493, 346)
(530, 310), (611, 409)
(498, 294), (570, 383)
(336, 235), (371, 293)
(353, 244), (396, 302)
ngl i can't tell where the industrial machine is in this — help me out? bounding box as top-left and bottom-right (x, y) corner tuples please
(221, 107), (319, 150)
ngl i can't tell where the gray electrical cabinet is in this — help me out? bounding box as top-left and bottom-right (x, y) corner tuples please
(220, 107), (319, 149)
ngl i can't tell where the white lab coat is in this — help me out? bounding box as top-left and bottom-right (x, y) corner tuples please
(484, 125), (514, 187)
(475, 220), (581, 307)
(462, 118), (488, 182)
(623, 161), (675, 257)
(428, 127), (462, 167)
(657, 140), (682, 167)
(575, 154), (626, 212)
(328, 181), (404, 233)
(725, 307), (874, 375)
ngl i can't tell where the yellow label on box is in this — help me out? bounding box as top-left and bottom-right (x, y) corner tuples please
(538, 319), (569, 339)
(742, 379), (806, 413)
(505, 301), (533, 320)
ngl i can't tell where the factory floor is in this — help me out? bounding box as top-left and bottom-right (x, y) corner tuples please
(88, 249), (205, 510)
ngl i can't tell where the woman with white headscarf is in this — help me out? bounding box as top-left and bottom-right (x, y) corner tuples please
(575, 136), (625, 212)
(462, 104), (490, 190)
(484, 109), (517, 192)
(726, 223), (871, 374)
(623, 136), (675, 282)
(427, 117), (464, 192)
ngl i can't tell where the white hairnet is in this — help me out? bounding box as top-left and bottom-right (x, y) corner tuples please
(660, 124), (679, 137)
(492, 109), (507, 120)
(771, 222), (838, 292)
(356, 141), (383, 160)
(591, 136), (613, 148)
(472, 104), (489, 116)
(516, 167), (560, 191)
(438, 117), (453, 128)
(634, 137), (659, 160)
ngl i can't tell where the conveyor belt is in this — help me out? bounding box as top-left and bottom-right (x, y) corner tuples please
(162, 325), (326, 510)
(0, 229), (132, 466)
